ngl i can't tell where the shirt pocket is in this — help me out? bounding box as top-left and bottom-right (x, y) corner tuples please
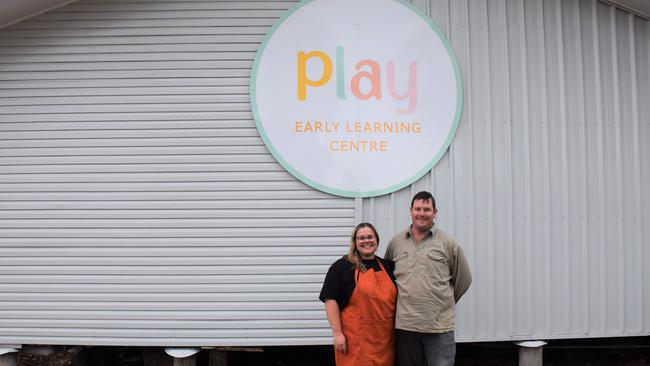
(424, 251), (451, 280)
(423, 252), (455, 309)
(392, 251), (410, 278)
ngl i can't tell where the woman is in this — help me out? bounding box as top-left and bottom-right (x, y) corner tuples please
(319, 223), (397, 366)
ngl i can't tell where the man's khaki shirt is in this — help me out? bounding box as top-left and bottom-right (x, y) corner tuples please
(385, 226), (471, 333)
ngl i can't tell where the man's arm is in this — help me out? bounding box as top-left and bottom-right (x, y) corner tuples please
(451, 244), (471, 302)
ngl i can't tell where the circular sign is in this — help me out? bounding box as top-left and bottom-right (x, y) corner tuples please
(251, 0), (462, 197)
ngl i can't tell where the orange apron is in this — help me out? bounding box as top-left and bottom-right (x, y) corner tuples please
(336, 260), (397, 366)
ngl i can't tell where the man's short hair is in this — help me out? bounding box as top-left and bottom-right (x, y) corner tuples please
(411, 191), (436, 210)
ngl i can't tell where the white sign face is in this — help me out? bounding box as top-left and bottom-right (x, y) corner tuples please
(251, 0), (462, 197)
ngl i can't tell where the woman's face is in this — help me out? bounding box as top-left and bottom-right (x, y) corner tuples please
(355, 227), (378, 259)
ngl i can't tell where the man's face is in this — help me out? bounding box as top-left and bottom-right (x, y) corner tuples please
(410, 199), (436, 232)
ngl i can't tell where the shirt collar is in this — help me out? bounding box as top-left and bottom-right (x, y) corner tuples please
(406, 224), (437, 239)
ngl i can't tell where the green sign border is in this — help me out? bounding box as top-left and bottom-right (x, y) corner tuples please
(250, 0), (463, 198)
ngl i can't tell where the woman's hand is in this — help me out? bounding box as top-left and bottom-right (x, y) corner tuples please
(324, 300), (347, 353)
(333, 331), (347, 353)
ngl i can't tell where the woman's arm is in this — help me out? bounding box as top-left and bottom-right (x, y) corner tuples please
(324, 299), (347, 354)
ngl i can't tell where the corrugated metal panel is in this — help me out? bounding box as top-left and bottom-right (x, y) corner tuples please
(366, 0), (649, 342)
(0, 0), (648, 347)
(0, 0), (357, 346)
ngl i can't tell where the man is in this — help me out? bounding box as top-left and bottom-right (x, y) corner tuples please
(385, 191), (472, 366)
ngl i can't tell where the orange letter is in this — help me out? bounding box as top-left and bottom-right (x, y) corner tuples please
(297, 51), (333, 100)
(350, 60), (382, 100)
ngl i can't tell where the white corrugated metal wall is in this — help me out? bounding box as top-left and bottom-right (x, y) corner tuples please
(0, 0), (357, 346)
(366, 0), (650, 342)
(0, 0), (648, 347)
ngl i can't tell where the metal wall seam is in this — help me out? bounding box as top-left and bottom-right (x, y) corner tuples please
(429, 0), (449, 329)
(511, 0), (533, 337)
(607, 5), (626, 334)
(467, 0), (480, 339)
(481, 0), (496, 338)
(627, 13), (644, 335)
(454, 0), (476, 340)
(487, 0), (504, 338)
(574, 0), (590, 336)
(443, 0), (456, 267)
(554, 0), (572, 335)
(534, 0), (552, 337)
(591, 0), (607, 335)
(642, 17), (650, 333)
(497, 0), (515, 338)
(468, 0), (487, 338)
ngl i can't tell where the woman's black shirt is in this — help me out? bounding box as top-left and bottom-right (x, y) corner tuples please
(319, 256), (396, 310)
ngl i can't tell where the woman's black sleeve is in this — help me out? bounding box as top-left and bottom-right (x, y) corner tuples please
(318, 259), (344, 304)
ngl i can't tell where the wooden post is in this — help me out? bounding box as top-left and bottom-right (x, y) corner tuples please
(208, 349), (227, 366)
(172, 354), (196, 366)
(519, 345), (542, 366)
(516, 341), (546, 366)
(164, 348), (200, 366)
(0, 353), (16, 366)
